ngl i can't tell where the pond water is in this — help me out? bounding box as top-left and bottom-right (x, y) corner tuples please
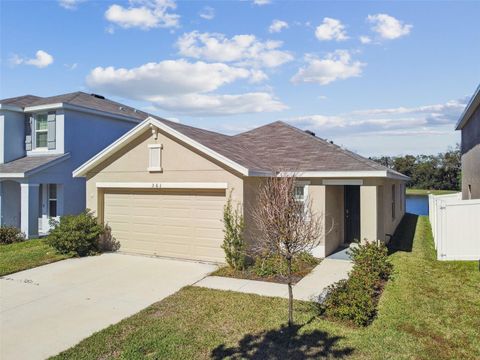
(406, 195), (429, 215)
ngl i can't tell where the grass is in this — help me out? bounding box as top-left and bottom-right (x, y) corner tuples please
(0, 239), (70, 276)
(406, 188), (459, 196)
(52, 215), (480, 360)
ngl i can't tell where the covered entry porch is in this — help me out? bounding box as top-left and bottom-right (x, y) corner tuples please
(311, 178), (405, 258)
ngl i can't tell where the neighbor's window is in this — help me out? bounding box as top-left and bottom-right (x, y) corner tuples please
(35, 113), (48, 148)
(148, 144), (162, 172)
(392, 184), (396, 220)
(49, 184), (57, 217)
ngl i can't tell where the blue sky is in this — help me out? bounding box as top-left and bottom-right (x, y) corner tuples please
(1, 0), (479, 156)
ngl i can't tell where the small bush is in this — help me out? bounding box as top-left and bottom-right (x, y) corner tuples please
(48, 210), (110, 256)
(0, 226), (26, 245)
(321, 242), (392, 326)
(222, 192), (246, 270)
(97, 223), (121, 252)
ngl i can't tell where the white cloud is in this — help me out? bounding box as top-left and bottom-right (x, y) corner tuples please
(199, 6), (215, 20)
(86, 59), (286, 116)
(58, 0), (84, 10)
(285, 98), (467, 137)
(367, 14), (412, 40)
(269, 19), (289, 33)
(11, 50), (54, 68)
(105, 0), (179, 30)
(253, 0), (271, 5)
(291, 50), (365, 85)
(64, 63), (78, 70)
(315, 17), (348, 41)
(176, 31), (293, 68)
(151, 92), (287, 116)
(359, 35), (372, 44)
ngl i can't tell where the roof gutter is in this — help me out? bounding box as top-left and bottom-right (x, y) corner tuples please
(0, 104), (24, 113)
(455, 84), (480, 130)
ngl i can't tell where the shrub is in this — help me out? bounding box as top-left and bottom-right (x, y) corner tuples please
(321, 242), (392, 326)
(0, 226), (26, 245)
(97, 223), (121, 252)
(48, 210), (106, 256)
(222, 192), (246, 270)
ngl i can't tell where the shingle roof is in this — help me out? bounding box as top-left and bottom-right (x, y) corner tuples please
(152, 120), (395, 174)
(0, 155), (67, 175)
(0, 92), (149, 122)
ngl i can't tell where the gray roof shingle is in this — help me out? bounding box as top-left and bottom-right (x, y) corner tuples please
(0, 155), (67, 175)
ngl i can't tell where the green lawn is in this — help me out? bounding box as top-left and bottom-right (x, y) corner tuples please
(0, 239), (70, 276)
(53, 216), (480, 360)
(406, 188), (459, 196)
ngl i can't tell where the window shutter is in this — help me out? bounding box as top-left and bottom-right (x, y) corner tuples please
(47, 112), (56, 150)
(25, 115), (33, 151)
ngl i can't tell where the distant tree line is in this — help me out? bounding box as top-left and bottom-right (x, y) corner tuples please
(370, 145), (461, 190)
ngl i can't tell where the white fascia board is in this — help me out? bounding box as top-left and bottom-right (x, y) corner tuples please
(150, 118), (249, 176)
(0, 173), (25, 178)
(455, 84), (480, 130)
(73, 117), (250, 177)
(0, 104), (24, 112)
(96, 182), (228, 190)
(277, 170), (389, 178)
(24, 103), (64, 112)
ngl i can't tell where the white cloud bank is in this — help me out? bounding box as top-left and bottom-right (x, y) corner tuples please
(11, 50), (54, 68)
(269, 20), (288, 33)
(86, 59), (286, 116)
(315, 17), (348, 41)
(285, 98), (467, 138)
(176, 31), (293, 68)
(367, 14), (412, 40)
(105, 0), (179, 30)
(291, 50), (365, 85)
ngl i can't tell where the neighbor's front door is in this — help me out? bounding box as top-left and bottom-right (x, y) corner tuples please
(344, 185), (361, 243)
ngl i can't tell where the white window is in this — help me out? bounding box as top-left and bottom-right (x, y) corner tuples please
(35, 113), (48, 148)
(294, 181), (309, 203)
(48, 184), (57, 217)
(148, 144), (162, 172)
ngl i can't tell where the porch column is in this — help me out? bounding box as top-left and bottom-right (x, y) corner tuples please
(20, 183), (40, 238)
(360, 185), (378, 243)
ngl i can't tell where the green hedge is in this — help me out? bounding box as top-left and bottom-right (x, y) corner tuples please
(321, 242), (393, 326)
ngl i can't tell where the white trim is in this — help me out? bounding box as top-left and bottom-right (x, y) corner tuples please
(96, 182), (228, 190)
(0, 104), (23, 112)
(323, 179), (364, 186)
(73, 117), (250, 177)
(456, 84), (480, 130)
(0, 173), (25, 178)
(278, 170), (408, 181)
(24, 103), (143, 124)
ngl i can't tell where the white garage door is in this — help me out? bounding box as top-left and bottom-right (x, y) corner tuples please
(103, 189), (226, 262)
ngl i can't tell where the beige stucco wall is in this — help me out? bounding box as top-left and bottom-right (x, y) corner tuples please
(85, 128), (244, 222)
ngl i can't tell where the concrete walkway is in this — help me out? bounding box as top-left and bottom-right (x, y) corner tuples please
(0, 254), (216, 360)
(195, 253), (353, 302)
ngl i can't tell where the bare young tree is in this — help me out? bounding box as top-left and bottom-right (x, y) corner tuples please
(253, 172), (323, 326)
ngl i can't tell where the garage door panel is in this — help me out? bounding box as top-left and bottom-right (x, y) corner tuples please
(103, 190), (226, 262)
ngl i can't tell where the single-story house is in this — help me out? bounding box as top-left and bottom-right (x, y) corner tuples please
(73, 117), (408, 262)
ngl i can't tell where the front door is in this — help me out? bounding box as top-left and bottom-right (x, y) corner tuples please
(344, 185), (360, 243)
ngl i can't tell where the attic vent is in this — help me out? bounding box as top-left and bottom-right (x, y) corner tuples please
(90, 93), (105, 100)
(119, 106), (126, 111)
(305, 130), (315, 136)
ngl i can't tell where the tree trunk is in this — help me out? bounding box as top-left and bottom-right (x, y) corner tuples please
(287, 256), (293, 327)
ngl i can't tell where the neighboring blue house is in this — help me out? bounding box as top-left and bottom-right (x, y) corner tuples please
(0, 92), (147, 238)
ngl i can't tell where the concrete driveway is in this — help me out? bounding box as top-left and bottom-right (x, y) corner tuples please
(0, 254), (216, 360)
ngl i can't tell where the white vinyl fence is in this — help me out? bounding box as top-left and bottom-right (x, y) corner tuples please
(429, 193), (480, 261)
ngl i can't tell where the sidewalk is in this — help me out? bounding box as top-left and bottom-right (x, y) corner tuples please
(194, 252), (353, 302)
